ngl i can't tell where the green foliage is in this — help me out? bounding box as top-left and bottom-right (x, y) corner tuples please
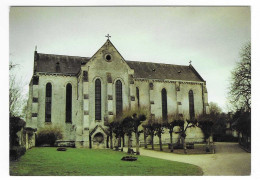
(196, 114), (214, 140)
(232, 109), (251, 137)
(36, 126), (63, 146)
(9, 116), (26, 147)
(10, 148), (203, 175)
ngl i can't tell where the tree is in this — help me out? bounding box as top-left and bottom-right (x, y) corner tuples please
(154, 121), (164, 151)
(209, 102), (222, 115)
(121, 116), (135, 153)
(229, 42), (251, 111)
(196, 114), (214, 151)
(9, 61), (26, 117)
(228, 43), (251, 150)
(10, 117), (26, 148)
(142, 120), (156, 150)
(175, 119), (189, 154)
(165, 114), (181, 152)
(132, 112), (146, 155)
(106, 121), (115, 149)
(208, 102), (227, 141)
(232, 109), (251, 149)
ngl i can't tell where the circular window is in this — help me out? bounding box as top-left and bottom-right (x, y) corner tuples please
(105, 54), (112, 61)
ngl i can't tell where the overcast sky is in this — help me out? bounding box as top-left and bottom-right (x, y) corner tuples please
(9, 7), (250, 112)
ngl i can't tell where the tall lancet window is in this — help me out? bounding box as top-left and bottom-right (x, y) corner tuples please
(161, 88), (168, 121)
(136, 87), (140, 108)
(45, 83), (52, 122)
(66, 83), (72, 123)
(95, 79), (102, 120)
(189, 90), (195, 120)
(116, 80), (123, 116)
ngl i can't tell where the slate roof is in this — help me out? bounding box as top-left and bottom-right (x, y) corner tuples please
(126, 61), (204, 82)
(35, 53), (90, 75)
(35, 53), (204, 82)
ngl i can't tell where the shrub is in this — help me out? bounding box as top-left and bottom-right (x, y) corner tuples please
(10, 146), (26, 161)
(10, 116), (26, 147)
(36, 126), (63, 146)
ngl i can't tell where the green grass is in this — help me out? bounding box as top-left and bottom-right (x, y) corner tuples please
(10, 147), (203, 176)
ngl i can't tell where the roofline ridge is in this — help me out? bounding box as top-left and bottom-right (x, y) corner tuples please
(37, 52), (91, 59)
(126, 60), (188, 67)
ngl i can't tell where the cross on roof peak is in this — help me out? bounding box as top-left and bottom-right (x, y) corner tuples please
(189, 60), (192, 65)
(105, 34), (111, 39)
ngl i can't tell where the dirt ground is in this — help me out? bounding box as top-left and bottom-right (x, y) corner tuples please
(132, 142), (251, 175)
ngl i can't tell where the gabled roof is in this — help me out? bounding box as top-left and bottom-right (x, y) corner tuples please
(126, 61), (204, 82)
(34, 52), (204, 82)
(35, 53), (90, 75)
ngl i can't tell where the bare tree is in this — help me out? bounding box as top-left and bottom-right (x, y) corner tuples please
(228, 42), (251, 111)
(9, 61), (26, 117)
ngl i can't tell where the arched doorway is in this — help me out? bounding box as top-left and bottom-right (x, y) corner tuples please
(93, 133), (104, 148)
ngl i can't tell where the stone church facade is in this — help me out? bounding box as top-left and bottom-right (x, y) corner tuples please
(26, 38), (209, 148)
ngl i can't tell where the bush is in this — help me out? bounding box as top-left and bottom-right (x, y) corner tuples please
(36, 126), (63, 146)
(10, 146), (26, 161)
(10, 116), (26, 147)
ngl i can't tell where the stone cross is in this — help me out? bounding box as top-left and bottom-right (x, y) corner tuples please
(105, 34), (111, 39)
(189, 60), (192, 65)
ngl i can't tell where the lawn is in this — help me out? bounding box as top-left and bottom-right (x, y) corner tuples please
(10, 147), (203, 176)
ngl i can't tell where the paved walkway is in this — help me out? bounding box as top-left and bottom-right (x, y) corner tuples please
(135, 142), (251, 175)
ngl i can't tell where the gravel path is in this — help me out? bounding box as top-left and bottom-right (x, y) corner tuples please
(136, 142), (251, 175)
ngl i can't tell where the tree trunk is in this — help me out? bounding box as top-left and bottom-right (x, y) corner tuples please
(110, 133), (113, 149)
(144, 131), (147, 149)
(159, 135), (163, 151)
(181, 136), (187, 154)
(135, 132), (140, 155)
(118, 135), (121, 148)
(127, 135), (131, 154)
(106, 136), (109, 148)
(122, 135), (125, 147)
(151, 134), (154, 150)
(170, 131), (174, 152)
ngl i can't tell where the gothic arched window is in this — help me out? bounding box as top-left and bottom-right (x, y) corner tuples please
(95, 79), (101, 120)
(136, 87), (140, 108)
(45, 83), (52, 122)
(161, 88), (167, 121)
(66, 83), (72, 123)
(116, 80), (123, 116)
(189, 90), (195, 120)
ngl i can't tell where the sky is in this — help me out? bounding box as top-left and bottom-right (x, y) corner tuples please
(9, 7), (251, 112)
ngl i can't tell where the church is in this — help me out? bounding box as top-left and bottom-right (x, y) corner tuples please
(26, 36), (209, 148)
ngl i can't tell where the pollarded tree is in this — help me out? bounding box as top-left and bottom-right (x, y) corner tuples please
(153, 120), (164, 151)
(164, 114), (183, 152)
(229, 42), (251, 111)
(120, 108), (147, 155)
(132, 112), (146, 155)
(142, 120), (156, 150)
(111, 120), (124, 150)
(174, 115), (192, 154)
(105, 120), (115, 149)
(121, 116), (135, 154)
(196, 114), (214, 151)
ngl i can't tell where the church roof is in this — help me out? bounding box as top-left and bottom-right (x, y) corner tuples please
(35, 52), (204, 82)
(126, 61), (204, 82)
(35, 53), (90, 75)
